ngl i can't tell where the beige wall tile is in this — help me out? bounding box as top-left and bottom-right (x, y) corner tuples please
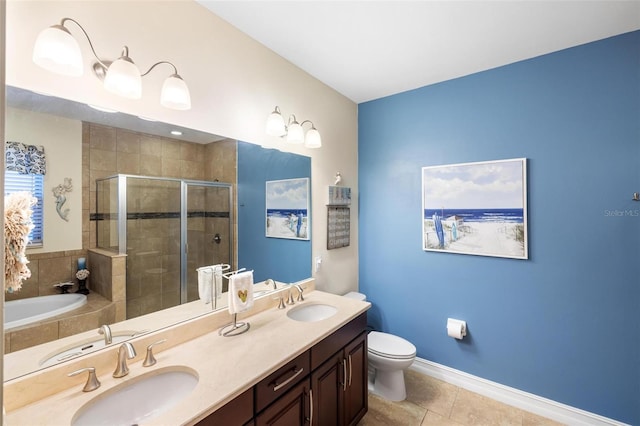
(140, 135), (163, 156)
(89, 149), (117, 172)
(162, 140), (181, 159)
(180, 141), (203, 161)
(181, 159), (204, 180)
(38, 257), (73, 287)
(116, 151), (141, 175)
(9, 322), (59, 352)
(89, 124), (116, 151)
(116, 130), (141, 153)
(162, 158), (182, 178)
(58, 310), (101, 338)
(140, 154), (162, 176)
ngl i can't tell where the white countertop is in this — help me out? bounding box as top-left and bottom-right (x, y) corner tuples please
(5, 289), (370, 425)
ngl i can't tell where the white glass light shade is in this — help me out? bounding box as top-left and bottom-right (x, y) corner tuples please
(304, 127), (322, 148)
(286, 121), (304, 144)
(32, 25), (83, 76)
(104, 57), (142, 99)
(266, 109), (286, 137)
(161, 74), (191, 110)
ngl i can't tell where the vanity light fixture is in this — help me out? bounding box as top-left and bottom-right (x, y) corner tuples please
(265, 106), (322, 148)
(32, 17), (192, 110)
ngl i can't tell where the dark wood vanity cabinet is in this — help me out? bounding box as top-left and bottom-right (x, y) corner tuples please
(196, 312), (367, 426)
(311, 331), (368, 426)
(255, 378), (311, 426)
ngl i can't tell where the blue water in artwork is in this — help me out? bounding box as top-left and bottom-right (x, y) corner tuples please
(424, 208), (524, 223)
(267, 209), (308, 218)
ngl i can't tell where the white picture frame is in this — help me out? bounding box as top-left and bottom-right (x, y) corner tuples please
(422, 158), (528, 259)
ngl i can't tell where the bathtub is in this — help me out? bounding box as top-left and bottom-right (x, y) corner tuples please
(5, 293), (88, 330)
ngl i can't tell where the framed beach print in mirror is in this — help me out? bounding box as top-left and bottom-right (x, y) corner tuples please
(422, 158), (528, 259)
(266, 178), (310, 240)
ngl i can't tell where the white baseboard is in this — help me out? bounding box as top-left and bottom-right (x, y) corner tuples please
(410, 357), (628, 426)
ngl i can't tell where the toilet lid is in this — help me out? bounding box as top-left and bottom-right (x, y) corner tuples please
(368, 331), (416, 359)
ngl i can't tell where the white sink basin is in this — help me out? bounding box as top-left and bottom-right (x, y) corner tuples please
(71, 366), (198, 426)
(287, 303), (338, 322)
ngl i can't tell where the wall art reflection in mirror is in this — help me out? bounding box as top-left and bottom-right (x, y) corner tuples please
(266, 178), (310, 240)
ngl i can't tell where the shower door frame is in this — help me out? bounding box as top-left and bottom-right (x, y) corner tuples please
(98, 174), (234, 306)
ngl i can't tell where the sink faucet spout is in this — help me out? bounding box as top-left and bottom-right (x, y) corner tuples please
(113, 342), (137, 378)
(99, 324), (113, 345)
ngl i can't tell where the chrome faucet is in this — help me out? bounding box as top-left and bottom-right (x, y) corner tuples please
(266, 278), (277, 290)
(98, 324), (112, 345)
(113, 342), (136, 378)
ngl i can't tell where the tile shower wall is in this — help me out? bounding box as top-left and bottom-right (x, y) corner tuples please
(85, 123), (237, 318)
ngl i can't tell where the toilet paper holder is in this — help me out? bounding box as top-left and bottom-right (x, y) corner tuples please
(447, 318), (467, 339)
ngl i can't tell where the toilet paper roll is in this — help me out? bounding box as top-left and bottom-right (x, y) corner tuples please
(447, 319), (466, 339)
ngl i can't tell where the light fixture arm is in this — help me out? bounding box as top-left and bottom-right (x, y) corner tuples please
(141, 60), (180, 78)
(300, 120), (316, 129)
(58, 17), (109, 70)
(286, 114), (299, 128)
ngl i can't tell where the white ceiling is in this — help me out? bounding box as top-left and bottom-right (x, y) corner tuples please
(198, 1), (640, 103)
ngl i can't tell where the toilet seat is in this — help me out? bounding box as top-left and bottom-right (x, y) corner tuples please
(368, 331), (416, 360)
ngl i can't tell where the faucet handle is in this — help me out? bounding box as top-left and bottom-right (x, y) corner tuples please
(143, 339), (167, 367)
(295, 284), (305, 302)
(274, 295), (286, 309)
(68, 367), (101, 392)
(286, 288), (296, 305)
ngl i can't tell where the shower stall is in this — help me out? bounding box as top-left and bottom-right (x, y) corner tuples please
(95, 174), (233, 319)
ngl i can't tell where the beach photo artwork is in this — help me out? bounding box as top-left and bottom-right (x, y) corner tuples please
(422, 158), (528, 259)
(266, 178), (310, 240)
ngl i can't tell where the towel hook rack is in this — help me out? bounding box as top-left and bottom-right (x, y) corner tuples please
(218, 267), (251, 337)
(219, 313), (250, 337)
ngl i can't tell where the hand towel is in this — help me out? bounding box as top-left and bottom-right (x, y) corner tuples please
(228, 270), (254, 314)
(197, 266), (213, 304)
(213, 264), (223, 300)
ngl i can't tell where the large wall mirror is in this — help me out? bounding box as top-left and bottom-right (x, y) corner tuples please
(3, 86), (312, 381)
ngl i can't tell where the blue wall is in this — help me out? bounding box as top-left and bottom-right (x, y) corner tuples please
(358, 31), (640, 424)
(237, 141), (312, 283)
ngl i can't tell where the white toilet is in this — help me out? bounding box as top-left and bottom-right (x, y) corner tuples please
(344, 292), (417, 401)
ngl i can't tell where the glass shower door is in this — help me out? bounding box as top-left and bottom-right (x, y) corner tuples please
(126, 177), (182, 318)
(184, 182), (233, 304)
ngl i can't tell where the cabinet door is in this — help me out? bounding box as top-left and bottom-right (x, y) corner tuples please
(256, 378), (311, 426)
(310, 352), (344, 426)
(343, 332), (368, 426)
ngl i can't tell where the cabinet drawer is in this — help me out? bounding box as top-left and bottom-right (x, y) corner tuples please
(255, 350), (310, 413)
(311, 312), (367, 371)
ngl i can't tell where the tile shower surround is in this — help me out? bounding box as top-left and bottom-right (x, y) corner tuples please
(6, 123), (238, 352)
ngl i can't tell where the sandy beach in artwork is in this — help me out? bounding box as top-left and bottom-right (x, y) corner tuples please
(424, 220), (525, 258)
(267, 215), (308, 239)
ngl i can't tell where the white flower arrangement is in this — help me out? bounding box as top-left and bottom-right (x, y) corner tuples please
(76, 269), (90, 280)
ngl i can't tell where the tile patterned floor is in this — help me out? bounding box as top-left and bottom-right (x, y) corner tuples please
(358, 369), (565, 426)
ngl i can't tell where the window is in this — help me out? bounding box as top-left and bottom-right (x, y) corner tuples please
(5, 170), (44, 245)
